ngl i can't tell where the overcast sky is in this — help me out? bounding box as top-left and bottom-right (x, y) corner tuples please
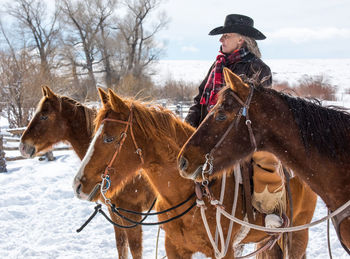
(158, 0), (350, 60)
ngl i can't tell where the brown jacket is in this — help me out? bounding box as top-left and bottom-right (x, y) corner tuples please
(185, 53), (272, 128)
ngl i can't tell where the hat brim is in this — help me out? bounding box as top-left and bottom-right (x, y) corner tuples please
(209, 25), (266, 40)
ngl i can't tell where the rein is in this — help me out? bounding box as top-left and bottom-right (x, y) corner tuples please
(77, 192), (197, 232)
(196, 85), (350, 256)
(79, 105), (197, 231)
(76, 198), (157, 232)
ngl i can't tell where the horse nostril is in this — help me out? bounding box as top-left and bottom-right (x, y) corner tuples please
(178, 156), (188, 171)
(76, 184), (82, 195)
(19, 142), (36, 158)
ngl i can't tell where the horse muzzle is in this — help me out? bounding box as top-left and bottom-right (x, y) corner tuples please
(19, 142), (36, 158)
(178, 155), (204, 181)
(73, 176), (100, 201)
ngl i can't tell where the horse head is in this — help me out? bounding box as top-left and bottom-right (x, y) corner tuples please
(73, 89), (145, 202)
(20, 86), (67, 158)
(178, 68), (260, 181)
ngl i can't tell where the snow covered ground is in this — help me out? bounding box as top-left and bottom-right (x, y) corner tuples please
(1, 59), (350, 258)
(0, 149), (348, 258)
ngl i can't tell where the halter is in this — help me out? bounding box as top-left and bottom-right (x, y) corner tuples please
(78, 105), (198, 231)
(202, 85), (257, 182)
(99, 106), (144, 205)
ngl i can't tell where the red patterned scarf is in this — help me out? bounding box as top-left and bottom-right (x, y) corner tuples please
(200, 47), (249, 109)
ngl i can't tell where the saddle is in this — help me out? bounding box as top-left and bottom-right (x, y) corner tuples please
(251, 151), (286, 215)
(242, 151), (287, 222)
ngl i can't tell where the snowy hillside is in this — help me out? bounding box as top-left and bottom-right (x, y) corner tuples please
(153, 59), (350, 105)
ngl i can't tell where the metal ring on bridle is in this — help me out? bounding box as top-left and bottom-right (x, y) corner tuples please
(202, 153), (214, 174)
(101, 175), (111, 193)
(100, 174), (112, 205)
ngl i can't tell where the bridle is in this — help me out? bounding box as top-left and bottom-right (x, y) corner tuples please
(78, 105), (198, 231)
(99, 105), (144, 205)
(202, 85), (257, 183)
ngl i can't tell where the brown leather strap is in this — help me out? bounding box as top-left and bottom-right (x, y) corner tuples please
(241, 162), (254, 223)
(282, 166), (293, 253)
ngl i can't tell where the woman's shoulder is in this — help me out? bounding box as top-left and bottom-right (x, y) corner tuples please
(245, 54), (269, 67)
(248, 55), (271, 73)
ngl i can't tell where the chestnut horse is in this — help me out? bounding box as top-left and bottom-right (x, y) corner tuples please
(20, 86), (155, 259)
(72, 88), (315, 258)
(178, 68), (350, 253)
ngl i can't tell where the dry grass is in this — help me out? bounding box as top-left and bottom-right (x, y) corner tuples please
(272, 74), (337, 101)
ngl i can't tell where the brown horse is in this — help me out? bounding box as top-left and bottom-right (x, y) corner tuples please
(20, 86), (155, 259)
(72, 88), (315, 258)
(178, 68), (350, 252)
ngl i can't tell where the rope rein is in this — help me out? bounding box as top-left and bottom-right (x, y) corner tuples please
(196, 85), (350, 257)
(199, 84), (350, 233)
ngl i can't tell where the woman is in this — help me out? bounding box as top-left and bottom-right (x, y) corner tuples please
(185, 14), (272, 128)
(185, 14), (287, 230)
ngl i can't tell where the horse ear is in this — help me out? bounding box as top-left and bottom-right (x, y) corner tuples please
(108, 89), (129, 113)
(42, 86), (48, 96)
(98, 88), (109, 107)
(223, 68), (249, 93)
(42, 86), (56, 99)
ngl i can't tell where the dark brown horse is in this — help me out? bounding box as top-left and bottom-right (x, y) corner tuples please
(20, 86), (155, 259)
(178, 68), (350, 252)
(72, 88), (316, 258)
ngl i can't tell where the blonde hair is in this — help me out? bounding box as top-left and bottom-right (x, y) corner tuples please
(241, 35), (261, 58)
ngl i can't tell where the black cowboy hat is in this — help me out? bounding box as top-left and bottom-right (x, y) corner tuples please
(209, 14), (266, 40)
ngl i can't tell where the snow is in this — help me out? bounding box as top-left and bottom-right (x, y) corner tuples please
(1, 59), (350, 258)
(153, 59), (350, 105)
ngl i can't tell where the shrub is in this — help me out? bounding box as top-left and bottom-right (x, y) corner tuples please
(296, 75), (337, 101)
(157, 78), (198, 102)
(272, 81), (298, 96)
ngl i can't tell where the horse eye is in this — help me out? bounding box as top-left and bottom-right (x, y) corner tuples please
(216, 113), (227, 121)
(103, 135), (115, 143)
(40, 115), (48, 120)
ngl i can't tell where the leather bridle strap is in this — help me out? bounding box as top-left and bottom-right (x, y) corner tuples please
(208, 86), (256, 161)
(101, 106), (144, 178)
(231, 85), (256, 151)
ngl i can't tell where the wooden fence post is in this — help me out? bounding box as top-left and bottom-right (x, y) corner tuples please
(0, 134), (7, 172)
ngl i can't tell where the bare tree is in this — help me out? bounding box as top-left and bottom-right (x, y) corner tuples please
(95, 0), (119, 89)
(55, 39), (87, 101)
(5, 0), (60, 84)
(118, 0), (168, 77)
(0, 34), (42, 128)
(58, 0), (117, 100)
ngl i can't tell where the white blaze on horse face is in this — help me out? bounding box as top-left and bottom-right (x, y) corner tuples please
(74, 124), (104, 187)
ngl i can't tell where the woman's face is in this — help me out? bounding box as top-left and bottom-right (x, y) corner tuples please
(219, 33), (244, 54)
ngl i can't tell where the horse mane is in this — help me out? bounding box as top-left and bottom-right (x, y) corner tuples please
(95, 98), (194, 145)
(259, 87), (350, 159)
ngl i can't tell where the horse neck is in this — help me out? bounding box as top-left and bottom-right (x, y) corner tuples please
(62, 101), (93, 160)
(254, 91), (350, 209)
(144, 163), (194, 207)
(141, 122), (195, 205)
